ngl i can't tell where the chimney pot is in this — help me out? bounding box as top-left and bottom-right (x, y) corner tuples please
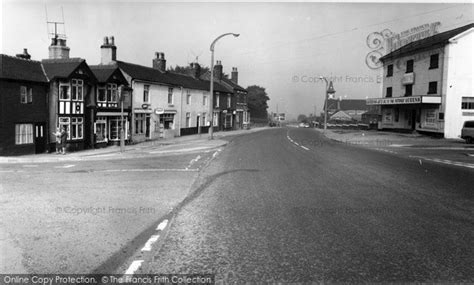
(152, 51), (166, 71)
(110, 36), (115, 45)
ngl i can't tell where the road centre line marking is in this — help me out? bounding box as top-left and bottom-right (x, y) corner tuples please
(156, 219), (168, 231)
(99, 168), (198, 173)
(124, 260), (144, 275)
(301, 146), (310, 151)
(294, 142), (300, 146)
(141, 235), (160, 252)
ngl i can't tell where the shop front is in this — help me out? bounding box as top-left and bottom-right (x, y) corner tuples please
(367, 95), (443, 133)
(94, 112), (130, 146)
(154, 108), (177, 139)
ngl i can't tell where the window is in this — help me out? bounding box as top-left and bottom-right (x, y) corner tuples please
(143, 85), (150, 102)
(168, 87), (173, 104)
(202, 112), (207, 126)
(107, 83), (118, 102)
(59, 82), (70, 100)
(387, 64), (393, 77)
(406, 59), (414, 73)
(58, 117), (70, 140)
(405, 84), (413, 97)
(97, 86), (106, 102)
(20, 86), (33, 104)
(386, 87), (393, 98)
(394, 108), (399, 122)
(227, 94), (231, 108)
(135, 114), (145, 134)
(95, 119), (107, 142)
(215, 93), (220, 107)
(213, 112), (218, 126)
(109, 119), (122, 140)
(461, 97), (474, 109)
(203, 94), (208, 106)
(186, 90), (191, 105)
(186, 112), (191, 127)
(439, 112), (444, 120)
(71, 79), (83, 101)
(71, 117), (83, 139)
(428, 81), (437, 94)
(15, 124), (33, 144)
(429, 54), (439, 69)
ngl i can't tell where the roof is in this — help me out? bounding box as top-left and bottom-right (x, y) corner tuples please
(326, 99), (368, 111)
(41, 58), (90, 80)
(90, 65), (128, 85)
(381, 23), (474, 61)
(201, 71), (246, 93)
(117, 60), (231, 93)
(0, 54), (48, 83)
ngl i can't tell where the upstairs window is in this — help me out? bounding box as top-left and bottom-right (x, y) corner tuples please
(405, 84), (413, 97)
(215, 93), (220, 107)
(143, 85), (150, 102)
(203, 94), (208, 106)
(186, 90), (191, 105)
(386, 87), (393, 98)
(71, 79), (83, 101)
(97, 86), (106, 102)
(168, 87), (173, 104)
(59, 82), (70, 100)
(20, 86), (32, 104)
(107, 83), (118, 102)
(428, 81), (438, 94)
(386, 64), (393, 77)
(429, 54), (439, 69)
(406, 59), (414, 73)
(227, 94), (231, 108)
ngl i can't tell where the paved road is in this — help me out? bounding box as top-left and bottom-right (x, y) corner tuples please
(134, 127), (474, 282)
(0, 150), (219, 273)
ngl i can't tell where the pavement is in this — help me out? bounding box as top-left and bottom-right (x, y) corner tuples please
(122, 127), (474, 282)
(0, 127), (270, 164)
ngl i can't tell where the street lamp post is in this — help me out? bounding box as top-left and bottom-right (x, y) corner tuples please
(209, 33), (239, 140)
(119, 85), (125, 153)
(319, 76), (336, 132)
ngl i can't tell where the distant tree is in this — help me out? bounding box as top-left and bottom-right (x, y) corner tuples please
(246, 85), (270, 119)
(297, 114), (308, 123)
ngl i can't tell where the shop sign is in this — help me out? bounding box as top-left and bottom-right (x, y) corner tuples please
(367, 96), (421, 105)
(155, 108), (164, 114)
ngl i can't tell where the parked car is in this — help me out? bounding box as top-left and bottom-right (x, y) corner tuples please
(461, 120), (474, 144)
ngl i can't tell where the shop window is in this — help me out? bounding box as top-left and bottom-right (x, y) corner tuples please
(461, 97), (474, 109)
(429, 54), (439, 69)
(386, 64), (393, 77)
(95, 119), (107, 142)
(58, 117), (71, 140)
(428, 81), (437, 94)
(405, 84), (413, 97)
(20, 86), (33, 104)
(406, 59), (414, 73)
(143, 85), (150, 102)
(71, 117), (83, 140)
(15, 124), (33, 144)
(386, 87), (392, 98)
(109, 119), (122, 140)
(160, 113), (174, 129)
(135, 114), (145, 134)
(394, 108), (399, 122)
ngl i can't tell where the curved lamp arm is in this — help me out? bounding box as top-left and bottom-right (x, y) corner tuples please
(210, 33), (240, 51)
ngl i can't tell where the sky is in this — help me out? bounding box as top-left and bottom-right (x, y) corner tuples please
(1, 1), (473, 120)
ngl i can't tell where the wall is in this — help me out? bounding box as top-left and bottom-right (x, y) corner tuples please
(444, 29), (474, 138)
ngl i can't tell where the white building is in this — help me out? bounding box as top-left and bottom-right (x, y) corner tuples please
(367, 23), (473, 138)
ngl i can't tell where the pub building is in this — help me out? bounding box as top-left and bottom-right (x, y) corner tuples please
(367, 23), (473, 138)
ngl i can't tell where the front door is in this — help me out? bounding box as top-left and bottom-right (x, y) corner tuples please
(145, 115), (151, 138)
(34, 123), (46, 154)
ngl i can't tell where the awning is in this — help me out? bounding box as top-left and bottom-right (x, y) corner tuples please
(366, 95), (442, 106)
(134, 109), (152, 114)
(96, 112), (128, 116)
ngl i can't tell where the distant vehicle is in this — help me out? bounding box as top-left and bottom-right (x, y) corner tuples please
(298, 123), (310, 128)
(461, 120), (474, 144)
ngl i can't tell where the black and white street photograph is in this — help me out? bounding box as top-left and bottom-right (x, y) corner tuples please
(1, 0), (473, 283)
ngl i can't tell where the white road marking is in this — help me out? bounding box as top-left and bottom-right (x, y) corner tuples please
(294, 142), (300, 146)
(22, 165), (38, 168)
(98, 168), (198, 173)
(54, 164), (75, 169)
(149, 146), (210, 154)
(141, 235), (160, 252)
(410, 155), (474, 169)
(301, 146), (310, 151)
(156, 219), (168, 231)
(124, 260), (144, 275)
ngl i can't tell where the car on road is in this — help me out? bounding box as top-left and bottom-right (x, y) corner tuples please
(461, 120), (474, 144)
(298, 123), (310, 128)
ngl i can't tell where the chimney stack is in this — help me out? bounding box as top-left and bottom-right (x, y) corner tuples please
(48, 36), (70, 59)
(16, 48), (31, 60)
(152, 52), (166, 72)
(231, 67), (238, 84)
(101, 36), (117, 65)
(214, 60), (223, 81)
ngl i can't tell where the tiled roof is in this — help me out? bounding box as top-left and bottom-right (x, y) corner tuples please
(200, 71), (238, 93)
(117, 60), (231, 93)
(381, 23), (474, 61)
(0, 54), (48, 83)
(41, 58), (86, 80)
(221, 77), (247, 92)
(89, 65), (117, 82)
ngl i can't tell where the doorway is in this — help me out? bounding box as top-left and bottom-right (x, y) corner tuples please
(34, 122), (46, 154)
